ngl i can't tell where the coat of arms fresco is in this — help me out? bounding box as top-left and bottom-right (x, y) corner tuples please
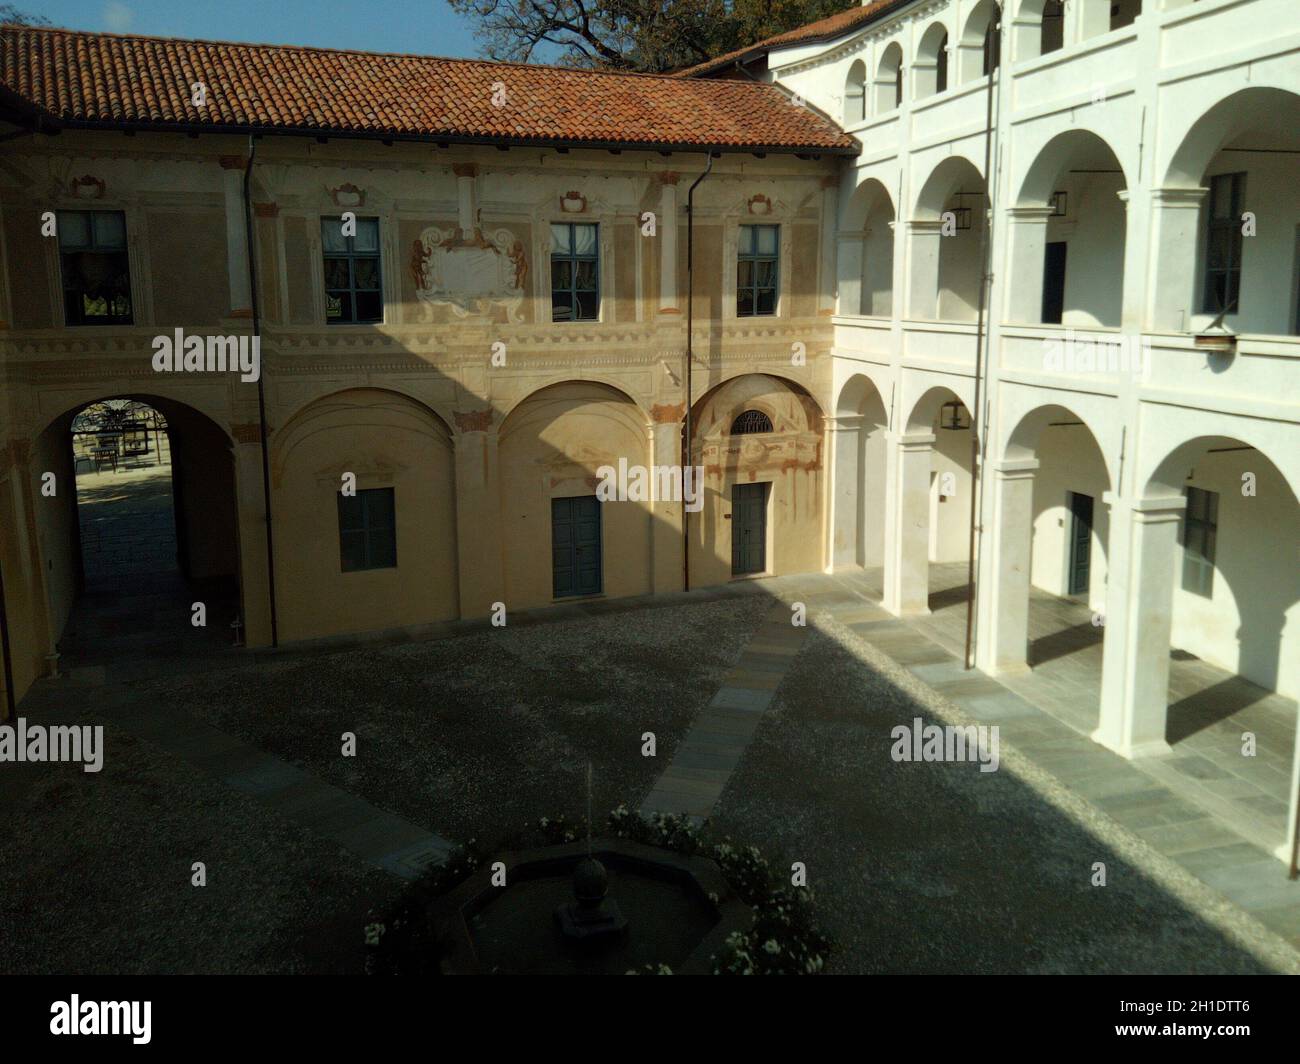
(410, 226), (528, 322)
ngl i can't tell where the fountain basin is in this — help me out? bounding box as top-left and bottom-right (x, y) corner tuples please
(429, 838), (755, 974)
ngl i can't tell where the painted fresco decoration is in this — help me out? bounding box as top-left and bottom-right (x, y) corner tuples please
(412, 225), (527, 322)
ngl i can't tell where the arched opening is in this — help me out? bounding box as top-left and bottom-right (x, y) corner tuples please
(1110, 0), (1141, 32)
(914, 23), (950, 99)
(33, 395), (240, 672)
(887, 386), (975, 615)
(911, 156), (989, 321)
(875, 42), (904, 114)
(272, 388), (458, 640)
(988, 404), (1113, 730)
(1012, 0), (1065, 60)
(690, 374), (824, 587)
(1157, 87), (1300, 335)
(1011, 128), (1128, 327)
(833, 374), (889, 572)
(499, 380), (651, 608)
(1116, 434), (1300, 851)
(839, 177), (896, 317)
(844, 59), (867, 125)
(960, 1), (1002, 82)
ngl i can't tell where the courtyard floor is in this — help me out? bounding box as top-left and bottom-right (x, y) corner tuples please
(3, 471), (1298, 973)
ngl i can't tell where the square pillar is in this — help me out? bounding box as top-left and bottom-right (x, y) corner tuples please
(905, 220), (943, 321)
(978, 457), (1039, 674)
(453, 427), (505, 618)
(1094, 495), (1184, 759)
(650, 415), (685, 592)
(829, 414), (864, 569)
(1146, 188), (1208, 332)
(231, 432), (272, 646)
(1004, 206), (1053, 325)
(220, 156), (253, 318)
(819, 177), (839, 315)
(884, 432), (935, 615)
(657, 173), (680, 315)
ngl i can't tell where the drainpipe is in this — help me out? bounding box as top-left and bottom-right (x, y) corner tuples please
(682, 151), (714, 593)
(963, 18), (1001, 670)
(243, 135), (279, 646)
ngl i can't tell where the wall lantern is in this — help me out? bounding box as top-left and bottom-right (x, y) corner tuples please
(939, 400), (970, 431)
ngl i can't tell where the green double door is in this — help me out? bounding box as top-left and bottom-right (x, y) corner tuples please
(552, 495), (602, 598)
(731, 482), (769, 576)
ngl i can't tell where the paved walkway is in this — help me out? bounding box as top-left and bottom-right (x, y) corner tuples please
(642, 600), (809, 820)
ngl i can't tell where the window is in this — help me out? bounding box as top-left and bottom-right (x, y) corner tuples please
(58, 210), (133, 325)
(731, 410), (773, 435)
(551, 222), (600, 322)
(895, 63), (904, 109)
(1181, 486), (1217, 597)
(322, 216), (382, 324)
(338, 487), (397, 572)
(1202, 172), (1246, 315)
(738, 224), (779, 317)
(982, 8), (1002, 76)
(1041, 1), (1065, 55)
(936, 33), (948, 93)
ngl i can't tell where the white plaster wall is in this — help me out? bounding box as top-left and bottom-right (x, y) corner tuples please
(1029, 426), (1111, 610)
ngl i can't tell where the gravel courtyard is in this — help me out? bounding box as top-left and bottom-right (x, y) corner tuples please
(1, 590), (1294, 974)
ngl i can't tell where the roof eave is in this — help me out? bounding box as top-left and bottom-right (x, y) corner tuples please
(28, 113), (861, 157)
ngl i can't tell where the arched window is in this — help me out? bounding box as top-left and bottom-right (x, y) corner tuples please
(731, 410), (774, 435)
(982, 4), (1002, 76)
(1041, 0), (1064, 55)
(844, 60), (866, 124)
(876, 42), (904, 113)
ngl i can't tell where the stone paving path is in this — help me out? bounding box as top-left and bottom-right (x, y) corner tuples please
(642, 599), (808, 820)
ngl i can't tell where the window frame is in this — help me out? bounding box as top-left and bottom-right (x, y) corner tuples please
(321, 215), (384, 325)
(550, 221), (601, 323)
(1180, 486), (1218, 598)
(337, 486), (397, 573)
(737, 223), (780, 318)
(1201, 172), (1246, 316)
(57, 209), (134, 327)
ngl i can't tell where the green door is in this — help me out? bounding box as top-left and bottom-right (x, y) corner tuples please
(552, 495), (602, 598)
(731, 482), (769, 576)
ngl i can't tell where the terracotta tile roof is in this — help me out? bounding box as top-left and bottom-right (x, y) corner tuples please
(676, 0), (911, 78)
(0, 24), (858, 155)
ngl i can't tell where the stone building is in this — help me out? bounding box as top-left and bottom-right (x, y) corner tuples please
(1, 0), (1298, 859)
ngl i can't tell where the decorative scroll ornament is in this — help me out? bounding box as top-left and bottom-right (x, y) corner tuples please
(71, 175), (106, 199)
(560, 190), (587, 213)
(411, 226), (527, 322)
(330, 183), (366, 208)
(747, 193), (772, 215)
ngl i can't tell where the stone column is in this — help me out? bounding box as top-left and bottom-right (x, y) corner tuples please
(219, 156), (253, 319)
(1146, 188), (1208, 332)
(231, 428), (273, 646)
(657, 173), (680, 315)
(884, 432), (935, 615)
(1004, 206), (1053, 325)
(979, 457), (1039, 674)
(828, 414), (863, 569)
(819, 177), (839, 315)
(452, 419), (505, 619)
(1094, 495), (1184, 759)
(650, 411), (685, 592)
(905, 219), (944, 321)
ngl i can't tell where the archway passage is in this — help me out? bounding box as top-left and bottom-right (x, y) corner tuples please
(42, 396), (241, 670)
(910, 156), (989, 322)
(839, 178), (896, 317)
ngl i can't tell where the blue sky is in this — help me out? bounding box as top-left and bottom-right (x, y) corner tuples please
(24, 0), (486, 58)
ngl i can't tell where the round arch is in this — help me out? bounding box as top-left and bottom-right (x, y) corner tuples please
(903, 383), (975, 434)
(497, 376), (651, 432)
(1162, 86), (1300, 190)
(913, 154), (986, 220)
(914, 21), (951, 98)
(1015, 127), (1129, 207)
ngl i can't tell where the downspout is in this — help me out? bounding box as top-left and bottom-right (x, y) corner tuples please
(243, 135), (279, 646)
(682, 151), (714, 593)
(963, 18), (1001, 670)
